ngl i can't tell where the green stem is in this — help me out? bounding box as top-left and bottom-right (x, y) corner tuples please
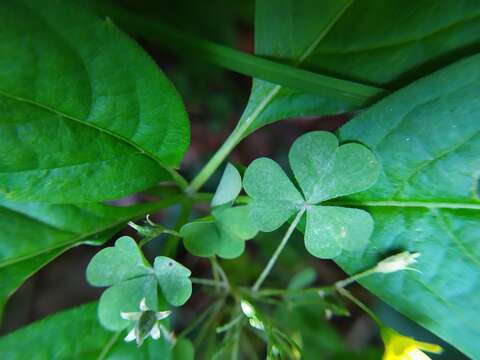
(187, 123), (247, 193)
(162, 200), (192, 257)
(337, 287), (382, 326)
(252, 209), (305, 292)
(188, 84), (280, 193)
(179, 299), (223, 338)
(191, 277), (227, 288)
(211, 256), (231, 290)
(334, 267), (378, 289)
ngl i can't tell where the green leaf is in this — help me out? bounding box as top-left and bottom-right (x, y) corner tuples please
(0, 197), (167, 319)
(0, 302), (176, 359)
(180, 206), (258, 259)
(287, 268), (316, 290)
(243, 158), (303, 232)
(154, 257), (192, 307)
(87, 236), (151, 287)
(98, 276), (159, 331)
(289, 131), (379, 203)
(211, 163), (242, 208)
(88, 237), (192, 329)
(243, 131), (379, 258)
(305, 206), (374, 258)
(0, 0), (189, 203)
(172, 338), (195, 360)
(241, 0), (480, 133)
(334, 53), (480, 358)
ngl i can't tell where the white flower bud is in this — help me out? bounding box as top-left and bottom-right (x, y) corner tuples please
(375, 251), (421, 274)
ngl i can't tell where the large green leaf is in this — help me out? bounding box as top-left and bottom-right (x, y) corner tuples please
(0, 0), (189, 203)
(333, 53), (480, 358)
(0, 196), (175, 319)
(241, 0), (480, 133)
(0, 302), (177, 359)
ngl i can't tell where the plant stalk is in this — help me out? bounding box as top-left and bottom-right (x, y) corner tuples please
(252, 209), (305, 291)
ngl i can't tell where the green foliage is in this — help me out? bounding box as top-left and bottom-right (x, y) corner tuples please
(334, 53), (480, 358)
(0, 197), (166, 318)
(242, 0), (480, 133)
(0, 0), (189, 203)
(210, 164), (242, 208)
(0, 302), (192, 359)
(87, 237), (192, 330)
(0, 0), (479, 358)
(180, 206), (258, 259)
(244, 131), (379, 258)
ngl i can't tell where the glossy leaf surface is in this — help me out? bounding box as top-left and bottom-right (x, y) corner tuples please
(334, 53), (480, 358)
(0, 0), (189, 203)
(0, 197), (165, 319)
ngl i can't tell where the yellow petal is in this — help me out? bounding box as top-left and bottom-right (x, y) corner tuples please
(412, 340), (443, 354)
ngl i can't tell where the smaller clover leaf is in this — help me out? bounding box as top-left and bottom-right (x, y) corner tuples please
(243, 131), (380, 259)
(180, 217), (219, 257)
(180, 206), (258, 259)
(154, 257), (192, 307)
(243, 158), (304, 232)
(305, 206), (374, 258)
(98, 276), (159, 331)
(289, 131), (380, 203)
(87, 236), (193, 330)
(86, 236), (151, 287)
(211, 163), (242, 208)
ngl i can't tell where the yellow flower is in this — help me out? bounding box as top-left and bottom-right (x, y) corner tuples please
(381, 327), (443, 360)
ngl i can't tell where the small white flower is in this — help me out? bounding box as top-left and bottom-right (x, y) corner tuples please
(375, 251), (421, 274)
(121, 298), (171, 346)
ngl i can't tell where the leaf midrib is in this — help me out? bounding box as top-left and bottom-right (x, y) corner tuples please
(0, 197), (181, 268)
(0, 90), (176, 177)
(328, 199), (480, 210)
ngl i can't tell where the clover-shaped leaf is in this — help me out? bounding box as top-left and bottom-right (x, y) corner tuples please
(243, 131), (380, 259)
(180, 206), (259, 259)
(154, 257), (192, 307)
(86, 236), (151, 286)
(211, 163), (242, 208)
(86, 236), (192, 330)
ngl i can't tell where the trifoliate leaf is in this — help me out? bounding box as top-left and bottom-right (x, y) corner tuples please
(180, 206), (258, 259)
(243, 158), (304, 232)
(305, 206), (374, 258)
(154, 257), (192, 307)
(87, 236), (192, 330)
(86, 236), (150, 286)
(211, 163), (242, 208)
(243, 131), (379, 259)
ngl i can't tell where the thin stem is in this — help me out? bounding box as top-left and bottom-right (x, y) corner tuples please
(216, 314), (243, 334)
(252, 209), (306, 292)
(179, 299), (223, 338)
(191, 277), (227, 288)
(337, 287), (382, 326)
(211, 256), (231, 290)
(162, 200), (192, 257)
(97, 331), (121, 360)
(194, 299), (225, 347)
(334, 267), (378, 289)
(187, 123), (247, 193)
